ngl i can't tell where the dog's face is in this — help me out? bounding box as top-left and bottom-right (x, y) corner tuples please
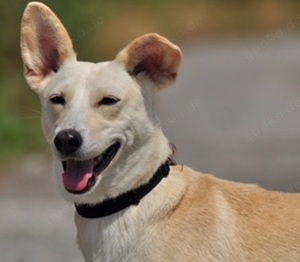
(21, 2), (181, 203)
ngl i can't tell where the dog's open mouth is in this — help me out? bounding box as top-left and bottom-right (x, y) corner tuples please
(61, 142), (121, 194)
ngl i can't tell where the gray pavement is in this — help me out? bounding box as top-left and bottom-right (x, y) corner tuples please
(0, 155), (82, 261)
(159, 34), (300, 191)
(2, 34), (300, 261)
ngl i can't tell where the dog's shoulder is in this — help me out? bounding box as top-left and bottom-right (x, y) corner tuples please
(168, 165), (300, 232)
(170, 164), (261, 197)
(170, 164), (300, 216)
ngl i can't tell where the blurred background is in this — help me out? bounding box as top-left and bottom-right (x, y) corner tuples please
(1, 0), (300, 261)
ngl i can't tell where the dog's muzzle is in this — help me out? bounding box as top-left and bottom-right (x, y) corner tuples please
(54, 129), (121, 194)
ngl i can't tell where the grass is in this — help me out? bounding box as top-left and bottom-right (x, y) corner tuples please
(0, 74), (47, 164)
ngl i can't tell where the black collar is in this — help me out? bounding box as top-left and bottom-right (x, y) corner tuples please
(75, 162), (170, 218)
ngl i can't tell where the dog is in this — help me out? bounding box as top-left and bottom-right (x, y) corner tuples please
(21, 2), (300, 262)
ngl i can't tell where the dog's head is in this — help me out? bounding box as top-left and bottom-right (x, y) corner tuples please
(20, 2), (181, 203)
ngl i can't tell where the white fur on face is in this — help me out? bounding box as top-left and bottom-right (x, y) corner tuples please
(40, 59), (169, 204)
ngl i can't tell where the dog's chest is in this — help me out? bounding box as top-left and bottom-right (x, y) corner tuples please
(75, 211), (148, 262)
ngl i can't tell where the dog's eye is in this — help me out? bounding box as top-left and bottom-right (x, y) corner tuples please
(98, 96), (120, 106)
(49, 95), (65, 105)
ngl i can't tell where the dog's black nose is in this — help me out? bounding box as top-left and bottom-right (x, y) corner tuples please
(54, 129), (82, 155)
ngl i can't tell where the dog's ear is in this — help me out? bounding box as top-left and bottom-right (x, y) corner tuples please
(20, 2), (75, 92)
(116, 33), (182, 91)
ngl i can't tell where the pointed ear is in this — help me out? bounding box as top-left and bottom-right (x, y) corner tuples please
(116, 33), (182, 91)
(20, 2), (76, 92)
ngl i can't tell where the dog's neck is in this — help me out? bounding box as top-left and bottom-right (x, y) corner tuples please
(100, 127), (172, 197)
(74, 128), (173, 262)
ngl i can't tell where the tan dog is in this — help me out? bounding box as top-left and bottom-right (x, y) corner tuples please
(21, 2), (300, 262)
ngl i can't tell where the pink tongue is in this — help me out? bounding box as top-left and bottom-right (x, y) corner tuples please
(62, 159), (94, 191)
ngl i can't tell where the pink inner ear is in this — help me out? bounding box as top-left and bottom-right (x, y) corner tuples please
(132, 42), (177, 83)
(37, 23), (61, 76)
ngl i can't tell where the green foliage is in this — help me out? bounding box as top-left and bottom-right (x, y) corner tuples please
(0, 74), (46, 163)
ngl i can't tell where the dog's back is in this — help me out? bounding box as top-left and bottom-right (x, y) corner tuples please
(163, 166), (300, 261)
